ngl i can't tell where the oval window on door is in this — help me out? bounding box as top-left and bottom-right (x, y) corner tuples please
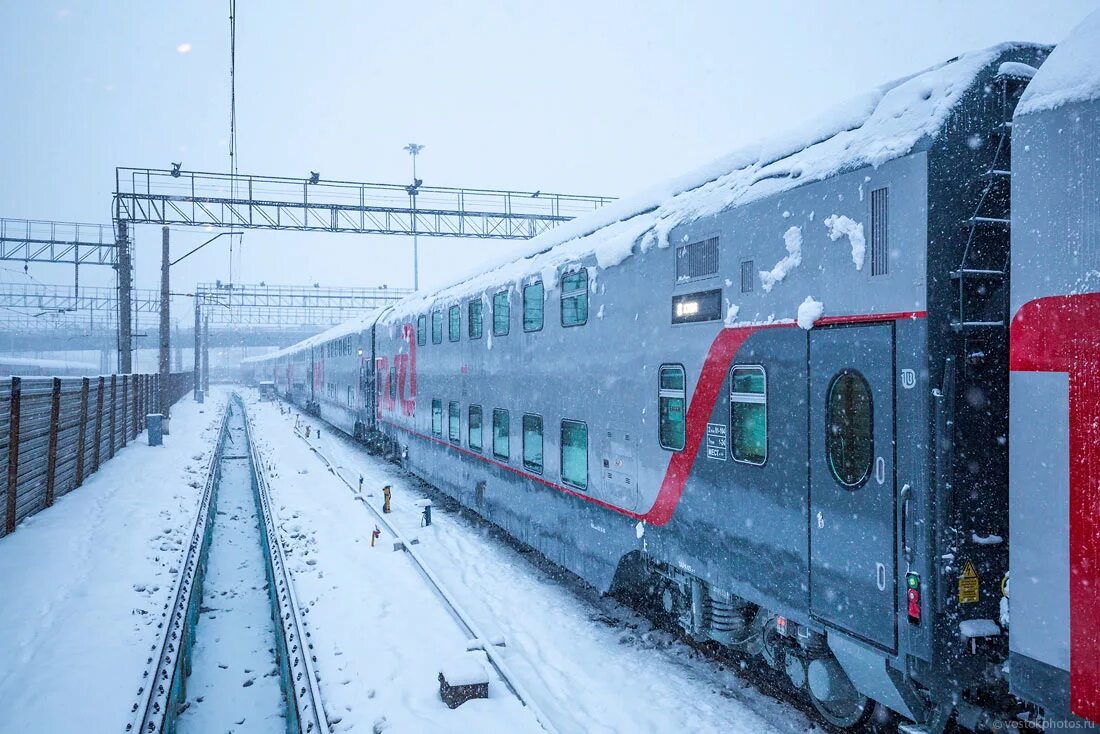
(826, 369), (874, 488)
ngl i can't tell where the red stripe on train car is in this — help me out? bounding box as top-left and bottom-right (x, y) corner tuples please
(382, 309), (925, 527)
(1011, 293), (1100, 723)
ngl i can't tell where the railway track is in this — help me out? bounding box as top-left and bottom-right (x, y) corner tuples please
(127, 395), (327, 734)
(278, 404), (834, 734)
(274, 419), (562, 734)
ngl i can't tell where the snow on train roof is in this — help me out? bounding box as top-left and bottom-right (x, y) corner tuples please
(1017, 9), (1100, 115)
(240, 309), (379, 364)
(382, 42), (1037, 323)
(0, 356), (98, 370)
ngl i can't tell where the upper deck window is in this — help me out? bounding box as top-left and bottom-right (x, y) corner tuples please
(468, 300), (483, 339)
(432, 310), (443, 344)
(449, 305), (461, 342)
(493, 291), (510, 337)
(561, 270), (588, 327)
(523, 282), (544, 332)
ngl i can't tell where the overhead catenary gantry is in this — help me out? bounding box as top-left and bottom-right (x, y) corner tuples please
(0, 218), (117, 266)
(189, 282), (413, 393)
(111, 166), (614, 374)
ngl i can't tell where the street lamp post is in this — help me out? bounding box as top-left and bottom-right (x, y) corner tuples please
(404, 143), (424, 290)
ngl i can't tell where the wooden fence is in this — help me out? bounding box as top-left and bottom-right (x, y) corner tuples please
(0, 371), (194, 537)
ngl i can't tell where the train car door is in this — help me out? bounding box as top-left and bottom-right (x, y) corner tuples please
(809, 324), (896, 651)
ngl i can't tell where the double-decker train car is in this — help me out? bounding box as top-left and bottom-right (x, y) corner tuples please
(241, 313), (376, 437)
(0, 356), (99, 377)
(243, 28), (1100, 731)
(1008, 11), (1100, 728)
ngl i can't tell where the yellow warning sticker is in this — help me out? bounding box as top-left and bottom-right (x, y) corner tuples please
(959, 560), (980, 604)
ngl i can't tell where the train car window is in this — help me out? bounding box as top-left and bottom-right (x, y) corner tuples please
(432, 399), (443, 437)
(347, 386), (353, 407)
(561, 270), (588, 327)
(730, 365), (767, 465)
(449, 305), (461, 342)
(469, 405), (483, 451)
(658, 365), (687, 451)
(523, 282), (544, 332)
(432, 310), (443, 344)
(493, 409), (510, 460)
(389, 367), (396, 400)
(561, 420), (588, 490)
(493, 291), (510, 336)
(417, 315), (427, 346)
(522, 414), (544, 474)
(468, 300), (483, 339)
(826, 369), (874, 488)
(449, 401), (461, 443)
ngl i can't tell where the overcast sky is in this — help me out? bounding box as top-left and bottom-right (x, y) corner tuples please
(2, 0), (1097, 324)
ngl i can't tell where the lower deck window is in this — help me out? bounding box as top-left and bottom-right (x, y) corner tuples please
(522, 414), (543, 473)
(432, 399), (442, 436)
(469, 405), (483, 451)
(730, 365), (767, 464)
(493, 408), (510, 460)
(561, 420), (588, 489)
(659, 364), (686, 451)
(449, 401), (460, 443)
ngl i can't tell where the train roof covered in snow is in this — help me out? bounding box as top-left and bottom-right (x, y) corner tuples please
(240, 309), (379, 364)
(1017, 9), (1100, 115)
(380, 41), (1046, 323)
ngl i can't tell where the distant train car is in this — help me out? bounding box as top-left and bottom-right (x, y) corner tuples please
(241, 313), (375, 437)
(0, 356), (99, 378)
(243, 33), (1100, 731)
(1009, 11), (1100, 728)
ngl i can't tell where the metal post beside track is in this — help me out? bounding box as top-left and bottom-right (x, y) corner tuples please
(45, 377), (61, 507)
(5, 377), (21, 535)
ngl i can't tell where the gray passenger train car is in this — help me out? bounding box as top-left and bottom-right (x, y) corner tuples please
(1009, 11), (1100, 729)
(367, 44), (1047, 730)
(242, 37), (1100, 731)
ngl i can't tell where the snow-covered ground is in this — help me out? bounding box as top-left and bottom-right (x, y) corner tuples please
(178, 404), (285, 733)
(0, 389), (229, 733)
(243, 392), (815, 734)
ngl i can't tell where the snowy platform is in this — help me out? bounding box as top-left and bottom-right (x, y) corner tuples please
(245, 392), (811, 734)
(0, 390), (229, 732)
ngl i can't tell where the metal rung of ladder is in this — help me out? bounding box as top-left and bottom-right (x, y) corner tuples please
(951, 268), (1004, 279)
(979, 169), (1011, 180)
(951, 320), (1006, 331)
(966, 216), (1011, 226)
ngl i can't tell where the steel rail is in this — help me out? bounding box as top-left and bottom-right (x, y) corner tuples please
(127, 403), (231, 733)
(285, 422), (561, 734)
(237, 394), (328, 734)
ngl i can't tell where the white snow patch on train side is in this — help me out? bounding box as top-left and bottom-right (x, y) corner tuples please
(824, 214), (866, 270)
(1017, 9), (1100, 115)
(759, 226), (803, 293)
(724, 302), (741, 327)
(797, 297), (824, 329)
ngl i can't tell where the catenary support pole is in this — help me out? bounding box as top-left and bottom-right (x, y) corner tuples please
(202, 316), (210, 392)
(116, 218), (132, 373)
(193, 297), (201, 399)
(159, 226), (171, 419)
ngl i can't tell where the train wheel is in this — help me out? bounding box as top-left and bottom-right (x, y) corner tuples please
(806, 655), (876, 730)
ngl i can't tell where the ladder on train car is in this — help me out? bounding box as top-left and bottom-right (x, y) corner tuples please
(950, 67), (1033, 332)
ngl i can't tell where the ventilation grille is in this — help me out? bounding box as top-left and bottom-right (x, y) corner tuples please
(740, 260), (754, 292)
(871, 188), (889, 277)
(676, 237), (719, 282)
